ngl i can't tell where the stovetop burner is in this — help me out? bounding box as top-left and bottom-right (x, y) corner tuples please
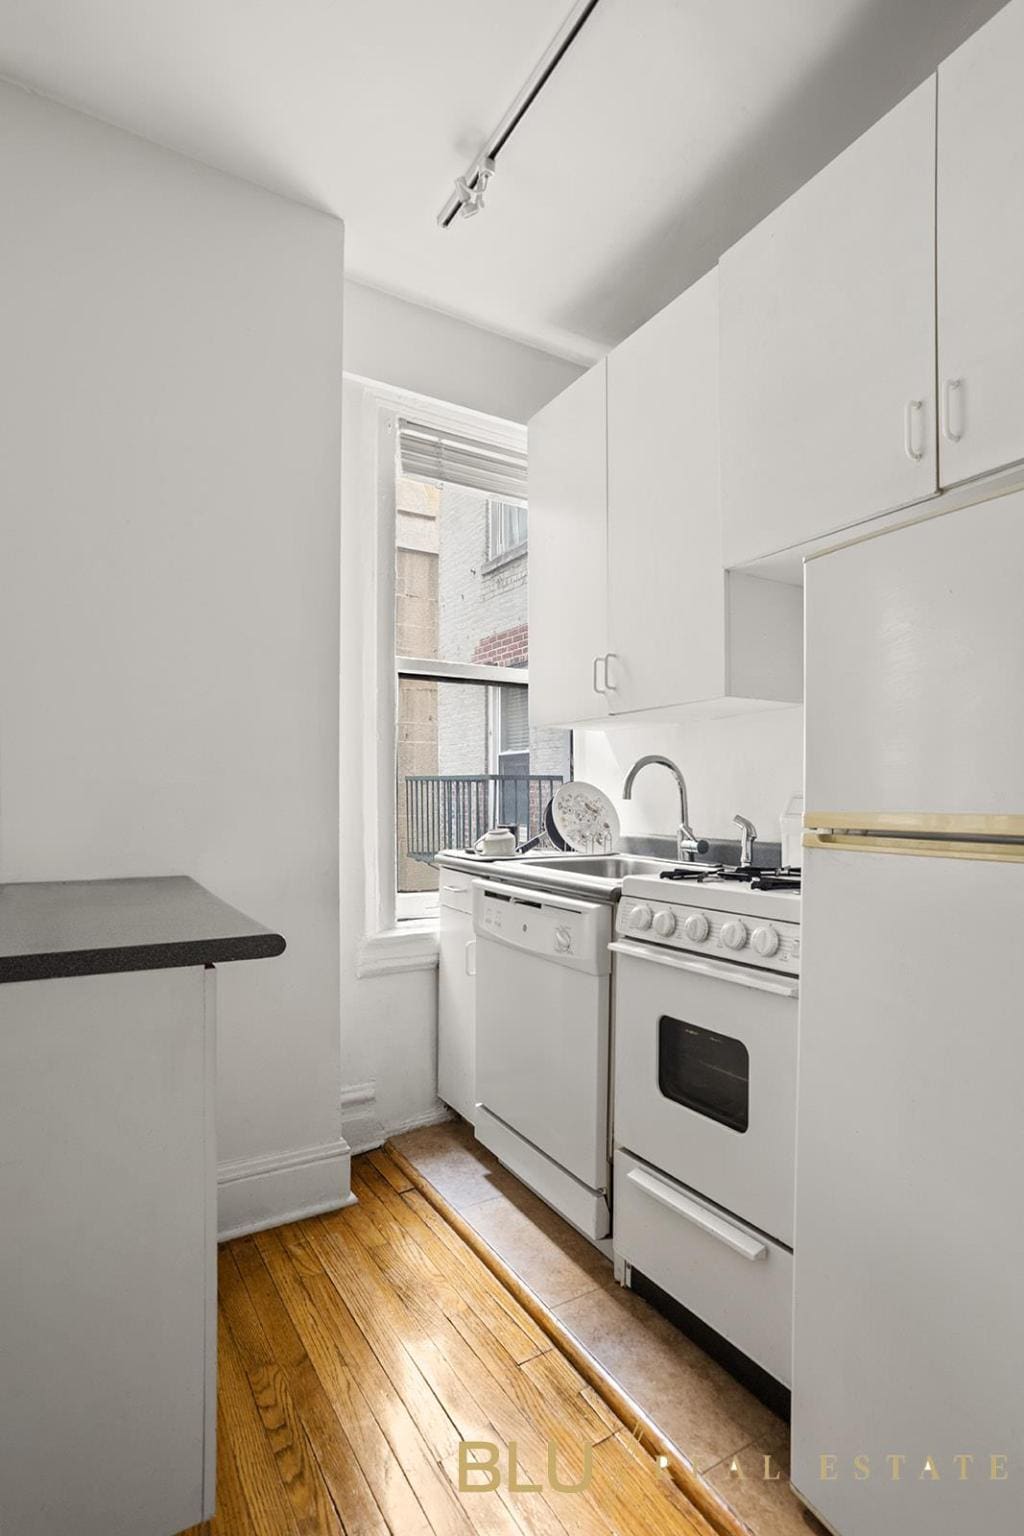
(659, 864), (725, 883)
(660, 864), (802, 892)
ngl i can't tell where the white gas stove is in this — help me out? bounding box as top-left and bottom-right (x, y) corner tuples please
(616, 865), (801, 975)
(610, 864), (801, 1398)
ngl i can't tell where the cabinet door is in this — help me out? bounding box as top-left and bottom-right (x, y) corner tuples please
(527, 361), (608, 728)
(937, 0), (1024, 487)
(720, 78), (937, 567)
(438, 900), (477, 1123)
(607, 270), (724, 713)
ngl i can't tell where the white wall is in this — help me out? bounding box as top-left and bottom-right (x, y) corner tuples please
(574, 710), (804, 852)
(339, 315), (582, 1153)
(0, 81), (347, 1236)
(345, 280), (584, 424)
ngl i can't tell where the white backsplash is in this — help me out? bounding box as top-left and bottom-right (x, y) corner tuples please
(573, 707), (804, 847)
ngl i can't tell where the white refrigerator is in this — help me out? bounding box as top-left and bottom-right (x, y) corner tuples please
(792, 485), (1024, 1536)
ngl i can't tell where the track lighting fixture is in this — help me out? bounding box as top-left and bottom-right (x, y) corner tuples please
(454, 158), (495, 219)
(436, 0), (601, 229)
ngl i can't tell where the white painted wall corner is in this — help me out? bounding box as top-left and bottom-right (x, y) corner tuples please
(340, 1079), (452, 1157)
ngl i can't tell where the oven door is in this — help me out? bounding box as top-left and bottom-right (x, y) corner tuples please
(611, 939), (797, 1246)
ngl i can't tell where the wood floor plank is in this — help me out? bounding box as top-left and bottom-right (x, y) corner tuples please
(216, 1309), (304, 1536)
(365, 1146), (414, 1193)
(336, 1193), (616, 1461)
(256, 1224), (469, 1536)
(398, 1185), (552, 1353)
(310, 1215), (642, 1536)
(230, 1239), (391, 1536)
(215, 1389), (264, 1536)
(280, 1217), (465, 1465)
(347, 1170), (543, 1378)
(351, 1163), (549, 1366)
(252, 1226), (437, 1536)
(194, 1158), (740, 1536)
(218, 1248), (349, 1536)
(594, 1434), (722, 1536)
(313, 1206), (714, 1536)
(517, 1352), (620, 1444)
(306, 1216), (574, 1536)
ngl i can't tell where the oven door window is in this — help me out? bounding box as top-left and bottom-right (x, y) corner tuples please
(658, 1016), (749, 1133)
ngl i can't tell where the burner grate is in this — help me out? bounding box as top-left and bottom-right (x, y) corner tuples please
(659, 865), (725, 883)
(658, 864), (802, 892)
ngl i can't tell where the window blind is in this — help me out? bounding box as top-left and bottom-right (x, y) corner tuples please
(488, 498), (528, 557)
(499, 685), (530, 753)
(399, 421), (527, 500)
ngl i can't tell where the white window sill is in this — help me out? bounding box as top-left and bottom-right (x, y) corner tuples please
(356, 921), (440, 978)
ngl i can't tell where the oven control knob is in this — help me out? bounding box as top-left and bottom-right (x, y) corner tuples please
(630, 904), (653, 931)
(683, 912), (710, 943)
(721, 919), (748, 951)
(752, 924), (780, 958)
(554, 926), (572, 953)
(653, 910), (677, 937)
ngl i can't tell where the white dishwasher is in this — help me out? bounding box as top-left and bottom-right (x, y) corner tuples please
(473, 878), (612, 1240)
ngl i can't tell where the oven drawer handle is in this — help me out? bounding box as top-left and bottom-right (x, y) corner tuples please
(627, 1167), (768, 1261)
(609, 940), (798, 997)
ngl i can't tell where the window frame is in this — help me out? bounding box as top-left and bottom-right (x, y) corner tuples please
(486, 496), (529, 562)
(350, 377), (528, 975)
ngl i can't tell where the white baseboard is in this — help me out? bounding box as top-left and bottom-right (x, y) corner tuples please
(217, 1136), (354, 1242)
(344, 1101), (453, 1158)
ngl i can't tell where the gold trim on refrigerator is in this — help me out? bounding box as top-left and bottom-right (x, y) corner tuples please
(803, 832), (1024, 863)
(804, 810), (1024, 838)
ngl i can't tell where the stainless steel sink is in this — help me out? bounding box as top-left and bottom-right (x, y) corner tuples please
(480, 851), (720, 899)
(527, 854), (683, 878)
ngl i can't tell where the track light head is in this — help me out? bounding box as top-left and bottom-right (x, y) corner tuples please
(454, 158), (495, 219)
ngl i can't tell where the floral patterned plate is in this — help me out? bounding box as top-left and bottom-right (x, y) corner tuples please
(550, 781), (620, 854)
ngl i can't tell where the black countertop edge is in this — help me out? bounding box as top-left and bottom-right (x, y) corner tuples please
(0, 876), (286, 985)
(0, 933), (286, 985)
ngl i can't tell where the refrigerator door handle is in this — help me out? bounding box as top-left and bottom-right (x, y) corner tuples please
(804, 831), (1024, 863)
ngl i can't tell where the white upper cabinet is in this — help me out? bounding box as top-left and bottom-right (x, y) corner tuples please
(529, 279), (802, 729)
(937, 0), (1024, 488)
(607, 271), (724, 714)
(720, 78), (938, 568)
(528, 361), (608, 729)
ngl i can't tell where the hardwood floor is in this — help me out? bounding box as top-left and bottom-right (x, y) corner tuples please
(182, 1150), (723, 1536)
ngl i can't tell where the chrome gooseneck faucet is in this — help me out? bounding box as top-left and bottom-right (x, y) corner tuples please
(622, 755), (703, 861)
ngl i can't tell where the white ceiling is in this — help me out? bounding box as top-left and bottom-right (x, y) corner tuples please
(0, 0), (1007, 362)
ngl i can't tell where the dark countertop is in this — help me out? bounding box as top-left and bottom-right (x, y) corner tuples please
(0, 876), (286, 984)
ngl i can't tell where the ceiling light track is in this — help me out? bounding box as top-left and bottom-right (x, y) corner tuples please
(437, 0), (602, 227)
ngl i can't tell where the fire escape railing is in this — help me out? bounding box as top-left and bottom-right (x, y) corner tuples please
(403, 773), (563, 861)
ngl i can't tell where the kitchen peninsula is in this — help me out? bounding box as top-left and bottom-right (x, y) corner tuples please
(0, 876), (285, 1536)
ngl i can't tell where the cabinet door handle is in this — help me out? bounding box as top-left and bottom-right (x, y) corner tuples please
(603, 653), (618, 692)
(941, 378), (964, 442)
(903, 398), (925, 461)
(464, 940), (477, 977)
(592, 656), (607, 695)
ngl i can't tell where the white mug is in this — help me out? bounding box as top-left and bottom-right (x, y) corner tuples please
(475, 827), (517, 857)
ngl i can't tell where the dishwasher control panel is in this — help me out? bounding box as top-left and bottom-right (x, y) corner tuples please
(473, 880), (612, 976)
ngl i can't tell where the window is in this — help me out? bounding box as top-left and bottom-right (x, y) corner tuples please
(487, 498), (528, 561)
(393, 415), (570, 920)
